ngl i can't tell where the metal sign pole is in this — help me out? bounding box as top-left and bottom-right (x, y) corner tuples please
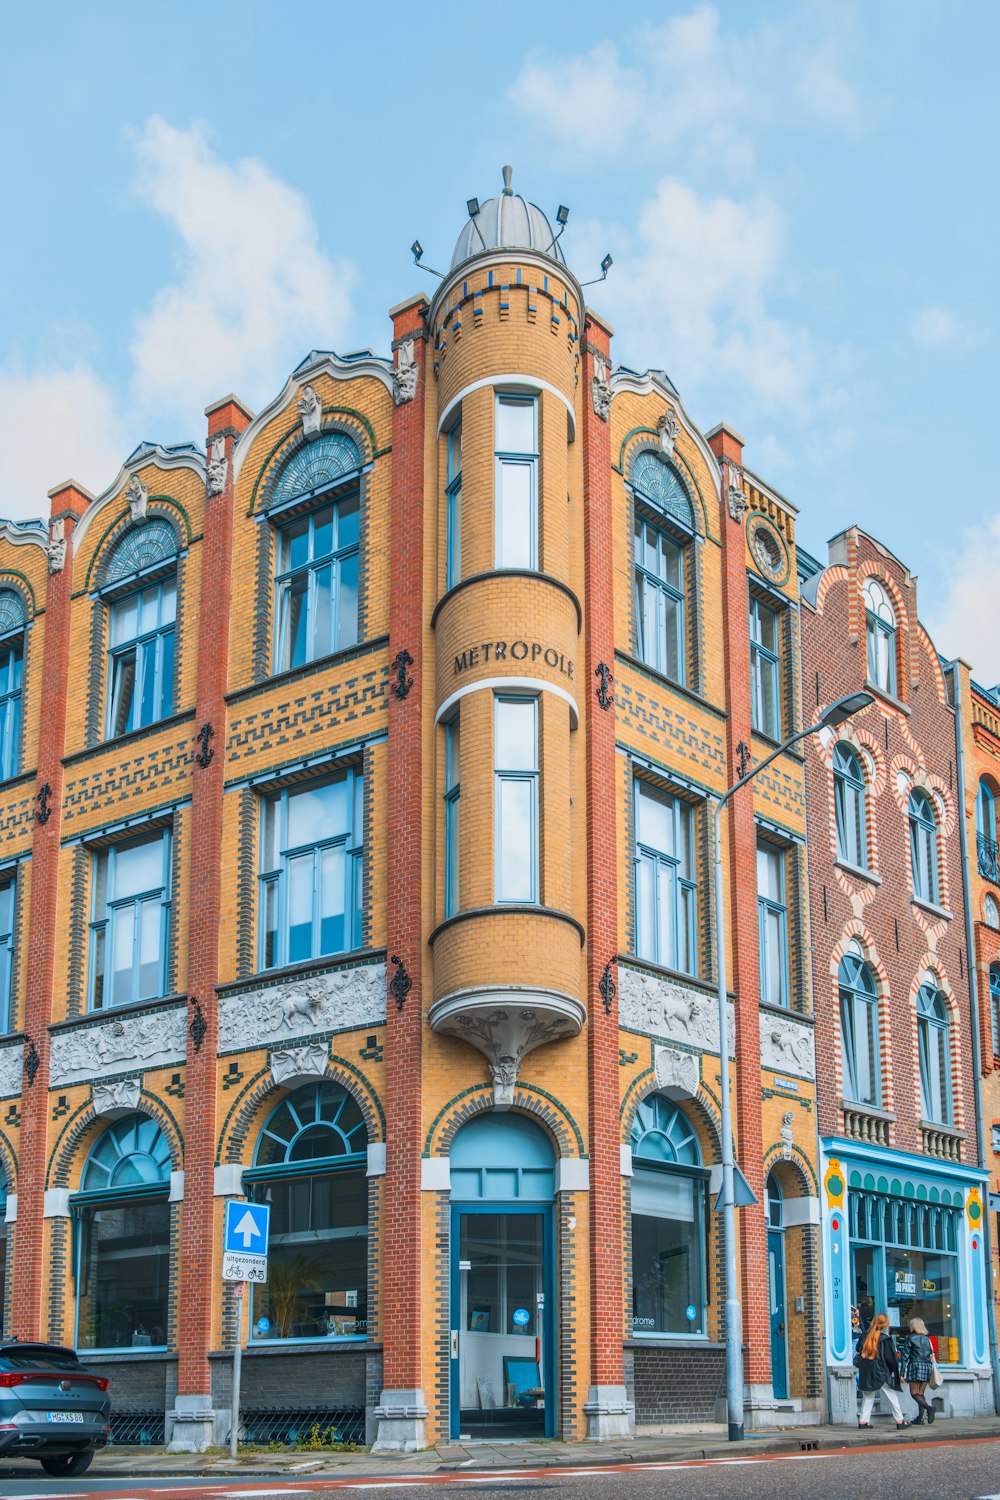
(230, 1282), (246, 1460)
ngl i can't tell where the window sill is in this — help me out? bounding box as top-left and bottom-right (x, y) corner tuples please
(911, 896), (952, 923)
(751, 728), (804, 765)
(65, 708), (197, 766)
(0, 767), (36, 793)
(429, 904), (585, 947)
(840, 1100), (895, 1122)
(625, 1334), (717, 1348)
(78, 1346), (171, 1359)
(864, 679), (911, 716)
(614, 650), (726, 721)
(225, 634), (390, 706)
(835, 858), (881, 887)
(209, 1337), (372, 1358)
(919, 1118), (963, 1138)
(50, 993), (186, 1033)
(759, 999), (813, 1024)
(218, 948), (385, 999)
(620, 953), (720, 1000)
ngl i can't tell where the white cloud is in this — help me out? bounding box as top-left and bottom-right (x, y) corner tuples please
(508, 4), (864, 172)
(129, 118), (355, 422)
(929, 513), (1000, 684)
(910, 305), (970, 348)
(0, 366), (127, 521)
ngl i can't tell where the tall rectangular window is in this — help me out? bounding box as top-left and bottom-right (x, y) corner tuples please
(275, 495), (359, 673)
(108, 579), (176, 738)
(749, 597), (780, 739)
(0, 639), (22, 781)
(260, 770), (364, 969)
(0, 879), (13, 1033)
(89, 832), (171, 1009)
(494, 697), (538, 903)
(634, 516), (684, 682)
(757, 841), (788, 1008)
(446, 420), (462, 590)
(444, 717), (460, 918)
(634, 781), (697, 976)
(495, 395), (537, 570)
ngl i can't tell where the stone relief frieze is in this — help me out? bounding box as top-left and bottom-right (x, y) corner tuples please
(218, 963), (386, 1053)
(0, 1042), (24, 1099)
(619, 967), (734, 1054)
(49, 1007), (186, 1087)
(759, 1012), (815, 1080)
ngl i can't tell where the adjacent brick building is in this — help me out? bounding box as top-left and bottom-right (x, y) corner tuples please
(0, 170), (991, 1449)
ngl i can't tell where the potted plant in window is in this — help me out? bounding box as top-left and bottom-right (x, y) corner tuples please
(263, 1256), (323, 1339)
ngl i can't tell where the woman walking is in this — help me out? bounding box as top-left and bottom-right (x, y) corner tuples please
(904, 1317), (935, 1424)
(855, 1312), (910, 1428)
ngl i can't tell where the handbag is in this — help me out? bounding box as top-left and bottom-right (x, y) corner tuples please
(929, 1358), (943, 1390)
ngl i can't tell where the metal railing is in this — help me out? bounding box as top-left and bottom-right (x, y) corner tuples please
(107, 1409), (166, 1446)
(977, 832), (999, 883)
(238, 1407), (365, 1448)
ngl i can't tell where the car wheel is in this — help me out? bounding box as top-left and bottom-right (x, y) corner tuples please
(40, 1450), (95, 1477)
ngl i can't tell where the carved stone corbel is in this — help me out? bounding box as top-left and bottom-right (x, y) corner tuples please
(297, 383), (323, 439)
(126, 474), (149, 524)
(726, 464), (747, 523)
(591, 353), (611, 421)
(206, 436), (228, 495)
(393, 338), (418, 405)
(47, 518), (66, 574)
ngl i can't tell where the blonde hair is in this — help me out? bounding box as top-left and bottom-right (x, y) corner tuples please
(908, 1317), (928, 1335)
(861, 1311), (889, 1359)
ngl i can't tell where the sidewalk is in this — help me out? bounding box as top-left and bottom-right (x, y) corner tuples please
(4, 1415), (997, 1481)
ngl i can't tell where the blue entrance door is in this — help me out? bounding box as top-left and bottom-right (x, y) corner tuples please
(449, 1114), (556, 1440)
(768, 1230), (788, 1400)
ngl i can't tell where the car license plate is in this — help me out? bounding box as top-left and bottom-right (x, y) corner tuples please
(48, 1411), (86, 1422)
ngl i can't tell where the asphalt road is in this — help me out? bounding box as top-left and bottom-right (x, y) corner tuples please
(2, 1439), (1000, 1500)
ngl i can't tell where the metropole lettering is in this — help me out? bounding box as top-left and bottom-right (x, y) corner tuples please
(453, 640), (575, 679)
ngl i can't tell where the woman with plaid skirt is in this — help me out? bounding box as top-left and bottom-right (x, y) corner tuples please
(904, 1317), (935, 1424)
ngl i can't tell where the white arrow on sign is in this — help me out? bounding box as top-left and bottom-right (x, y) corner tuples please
(234, 1209), (262, 1247)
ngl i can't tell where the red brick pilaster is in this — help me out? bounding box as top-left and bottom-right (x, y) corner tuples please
(382, 297), (429, 1403)
(707, 424), (770, 1388)
(176, 396), (252, 1400)
(13, 482), (90, 1338)
(581, 313), (624, 1398)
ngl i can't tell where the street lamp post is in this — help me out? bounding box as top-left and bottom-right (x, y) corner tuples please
(713, 691), (872, 1441)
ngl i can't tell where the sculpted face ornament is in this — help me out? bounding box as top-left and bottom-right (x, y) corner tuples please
(657, 408), (679, 458)
(126, 474), (149, 524)
(206, 436), (228, 496)
(726, 464), (747, 524)
(47, 518), (66, 574)
(297, 383), (323, 438)
(591, 352), (611, 421)
(393, 338), (418, 405)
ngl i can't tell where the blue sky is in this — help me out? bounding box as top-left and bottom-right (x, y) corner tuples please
(1, 2), (997, 676)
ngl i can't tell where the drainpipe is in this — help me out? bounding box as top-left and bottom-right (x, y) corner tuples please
(947, 659), (1000, 1414)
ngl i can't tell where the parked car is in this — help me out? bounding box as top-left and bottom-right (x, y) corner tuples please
(0, 1341), (110, 1476)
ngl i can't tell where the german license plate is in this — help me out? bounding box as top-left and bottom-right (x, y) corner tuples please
(48, 1411), (86, 1422)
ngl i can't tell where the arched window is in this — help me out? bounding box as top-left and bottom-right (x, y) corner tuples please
(632, 454), (693, 686)
(0, 1174), (7, 1336)
(977, 781), (998, 882)
(833, 744), (867, 869)
(74, 1115), (171, 1351)
(765, 1170), (783, 1230)
(909, 789), (938, 905)
(864, 577), (896, 695)
(104, 522), (178, 738)
(630, 1096), (708, 1337)
(245, 1082), (368, 1342)
(985, 893), (1000, 930)
(917, 983), (951, 1125)
(839, 945), (880, 1107)
(0, 588), (25, 781)
(989, 964), (1000, 1058)
(0, 875), (13, 1034)
(271, 434), (361, 673)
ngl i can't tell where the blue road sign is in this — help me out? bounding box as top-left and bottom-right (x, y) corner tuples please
(224, 1199), (270, 1255)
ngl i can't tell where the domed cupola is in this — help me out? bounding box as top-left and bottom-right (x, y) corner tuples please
(450, 166), (566, 269)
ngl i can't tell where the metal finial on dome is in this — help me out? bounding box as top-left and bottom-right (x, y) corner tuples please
(502, 165), (513, 196)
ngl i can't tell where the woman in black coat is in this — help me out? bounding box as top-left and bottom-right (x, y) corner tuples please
(904, 1317), (935, 1424)
(855, 1312), (909, 1428)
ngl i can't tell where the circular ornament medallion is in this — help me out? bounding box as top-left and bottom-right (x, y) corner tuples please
(749, 517), (789, 585)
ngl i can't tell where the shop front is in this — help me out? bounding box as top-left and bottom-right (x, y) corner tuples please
(820, 1140), (991, 1422)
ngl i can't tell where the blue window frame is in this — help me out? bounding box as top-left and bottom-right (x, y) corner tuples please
(0, 1175), (6, 1335)
(495, 395), (537, 570)
(245, 1081), (368, 1342)
(0, 590), (25, 782)
(259, 770), (363, 969)
(444, 716), (460, 918)
(976, 780), (998, 883)
(909, 789), (938, 904)
(917, 983), (951, 1125)
(89, 832), (171, 1010)
(446, 419), (462, 589)
(834, 744), (867, 869)
(990, 964), (1000, 1058)
(630, 1096), (708, 1338)
(749, 597), (780, 739)
(494, 697), (538, 903)
(74, 1114), (171, 1352)
(108, 578), (176, 737)
(274, 494), (359, 672)
(0, 878), (14, 1034)
(634, 515), (684, 682)
(634, 781), (697, 976)
(839, 947), (880, 1106)
(864, 577), (897, 696)
(757, 840), (788, 1008)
